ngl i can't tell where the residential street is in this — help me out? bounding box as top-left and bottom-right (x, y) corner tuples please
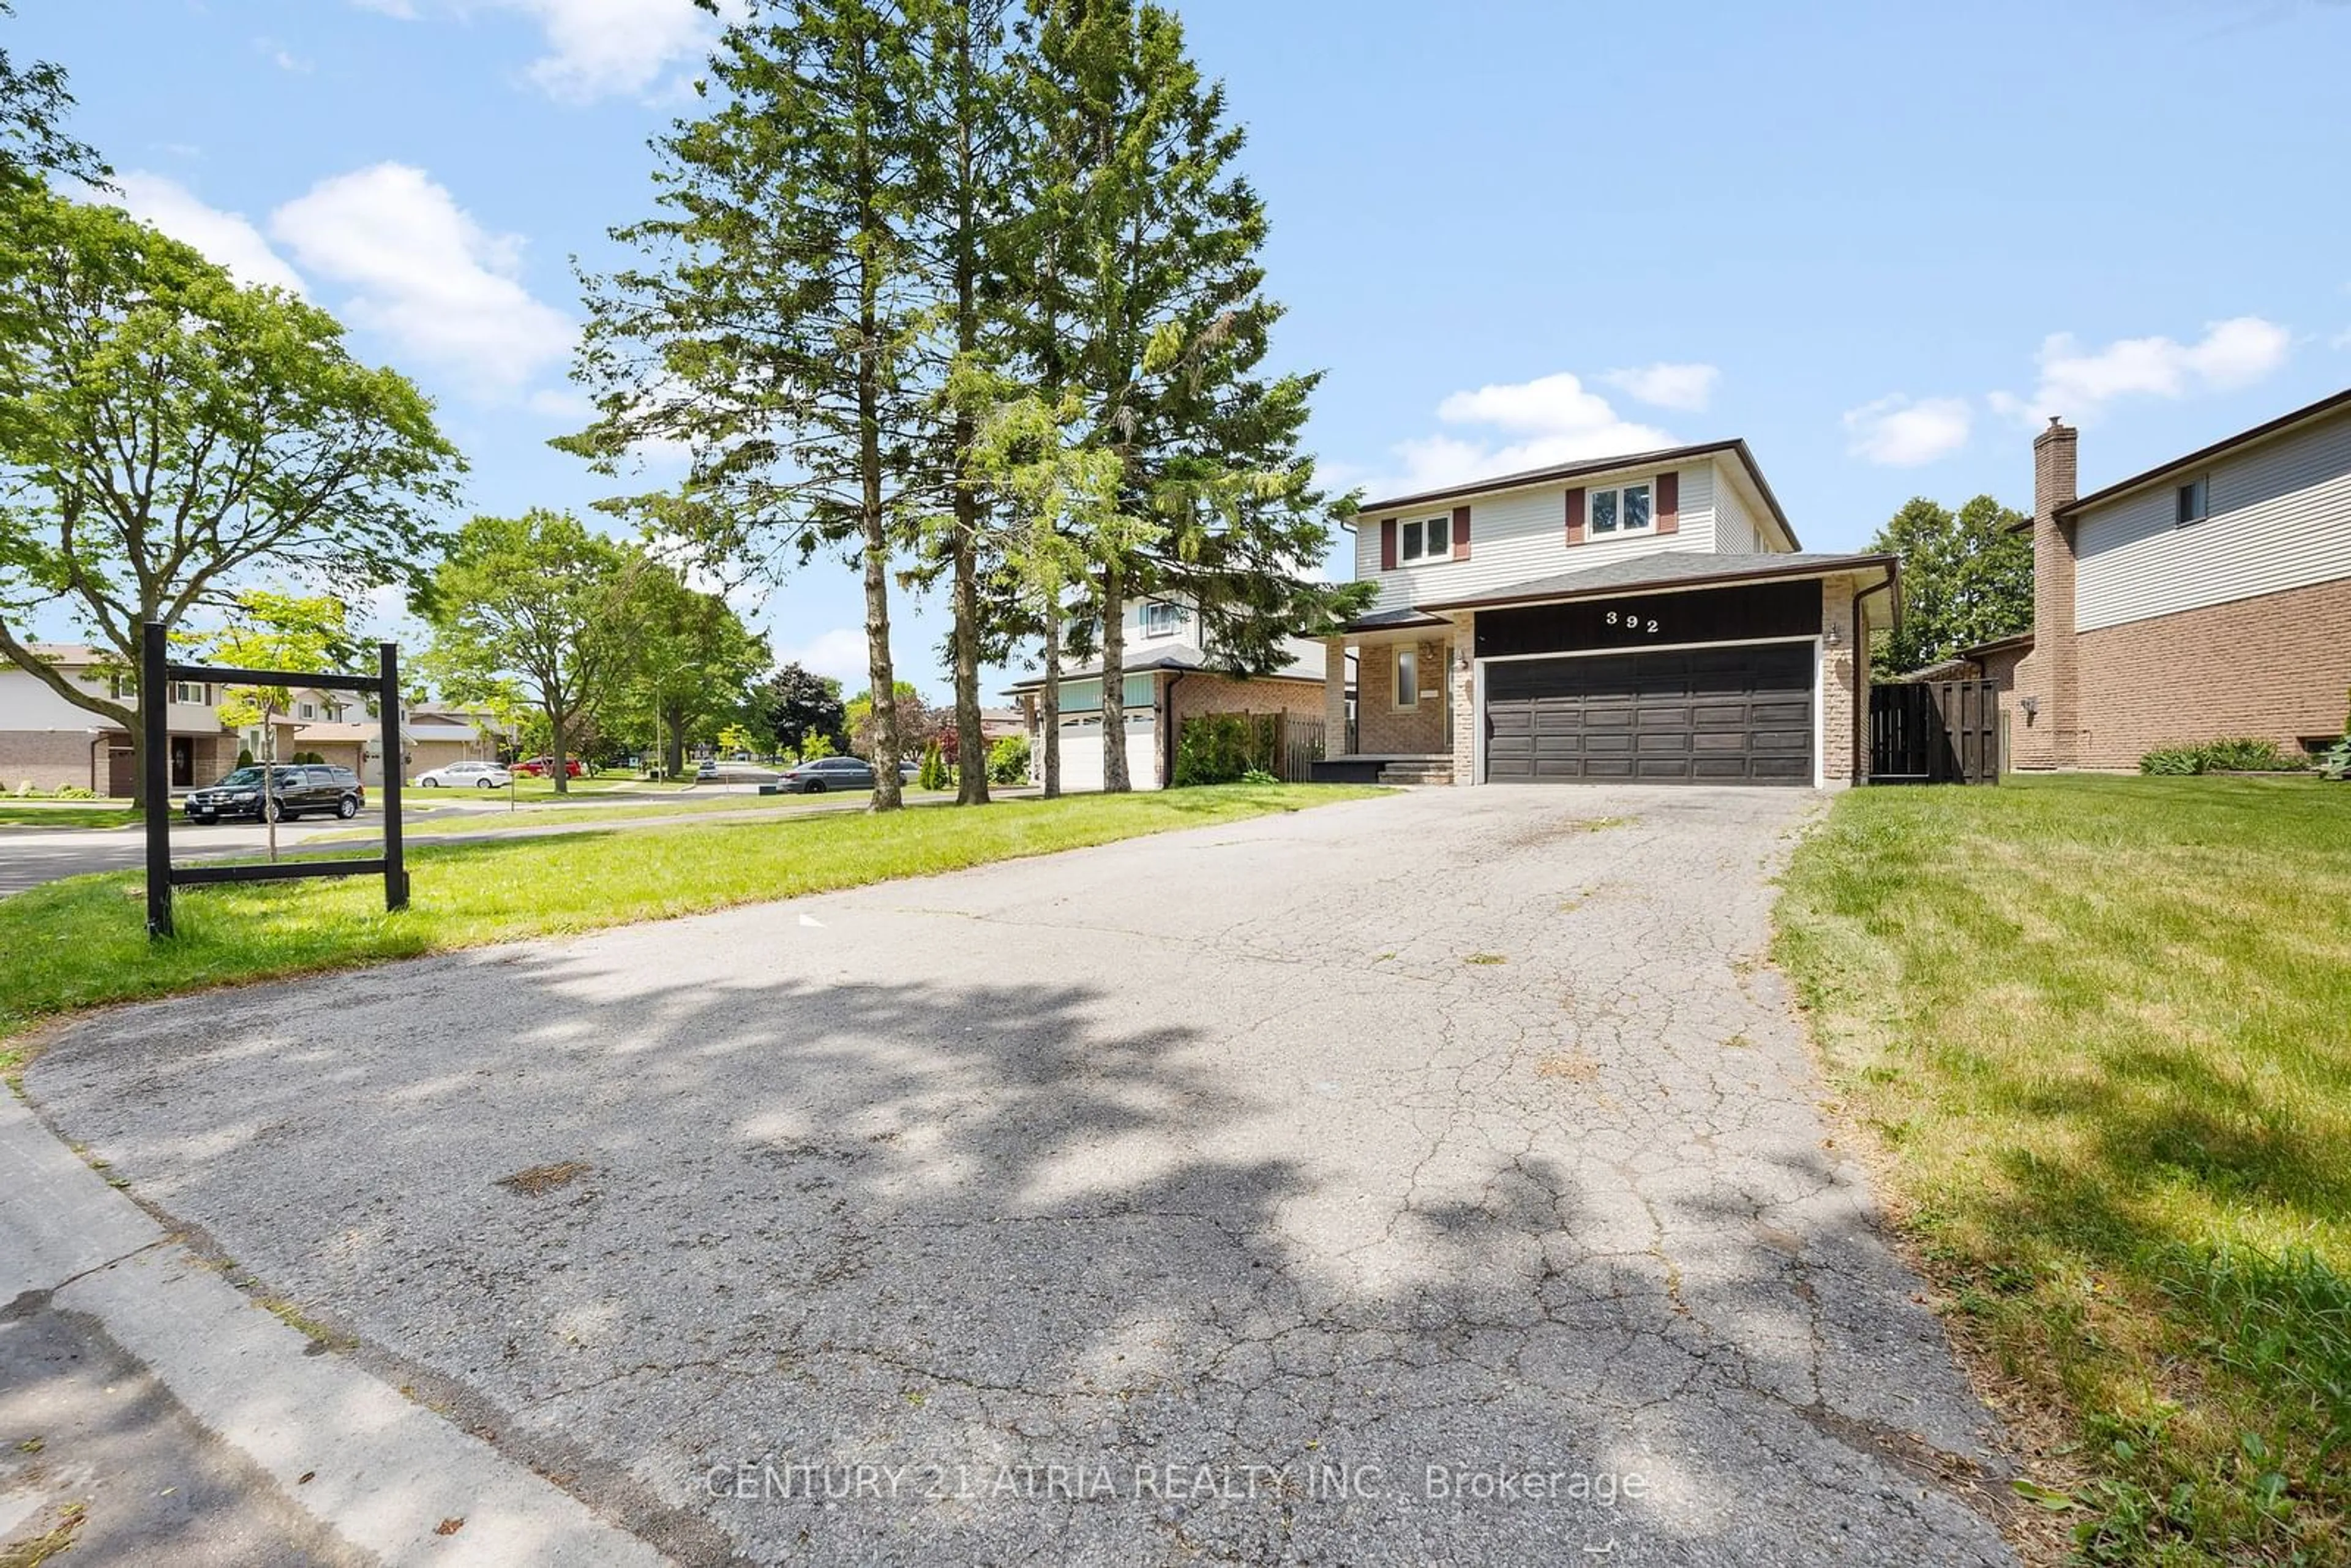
(21, 788), (2018, 1566)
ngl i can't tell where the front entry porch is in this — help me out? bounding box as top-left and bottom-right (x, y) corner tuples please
(1310, 614), (1475, 786)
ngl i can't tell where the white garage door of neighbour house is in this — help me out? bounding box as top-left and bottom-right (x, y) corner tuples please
(1055, 712), (1160, 792)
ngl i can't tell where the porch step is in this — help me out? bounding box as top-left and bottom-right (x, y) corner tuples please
(1377, 761), (1455, 786)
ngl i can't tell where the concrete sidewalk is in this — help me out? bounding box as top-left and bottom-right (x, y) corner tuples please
(0, 1091), (672, 1567)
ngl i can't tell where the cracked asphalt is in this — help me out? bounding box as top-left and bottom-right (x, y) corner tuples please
(25, 786), (2019, 1566)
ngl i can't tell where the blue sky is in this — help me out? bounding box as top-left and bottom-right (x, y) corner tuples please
(18, 0), (2351, 697)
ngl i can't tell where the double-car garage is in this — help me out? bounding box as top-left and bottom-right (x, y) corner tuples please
(1472, 578), (1826, 788)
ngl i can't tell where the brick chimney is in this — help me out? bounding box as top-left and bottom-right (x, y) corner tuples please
(2031, 417), (2080, 766)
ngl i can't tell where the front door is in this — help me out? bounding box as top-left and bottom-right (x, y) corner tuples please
(170, 735), (195, 787)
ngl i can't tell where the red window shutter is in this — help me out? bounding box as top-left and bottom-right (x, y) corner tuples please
(1380, 517), (1398, 570)
(1451, 505), (1471, 560)
(1656, 471), (1679, 536)
(1564, 487), (1586, 546)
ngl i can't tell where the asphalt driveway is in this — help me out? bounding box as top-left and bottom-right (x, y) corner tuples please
(26, 787), (2019, 1566)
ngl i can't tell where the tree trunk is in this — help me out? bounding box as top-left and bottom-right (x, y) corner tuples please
(1040, 601), (1062, 800)
(261, 709), (280, 863)
(549, 700), (570, 796)
(947, 15), (990, 808)
(662, 707), (685, 779)
(950, 494), (988, 806)
(1098, 559), (1129, 792)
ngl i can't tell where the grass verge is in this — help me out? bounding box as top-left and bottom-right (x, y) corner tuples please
(307, 787), (959, 842)
(0, 784), (1381, 1067)
(0, 805), (137, 830)
(1772, 774), (2351, 1565)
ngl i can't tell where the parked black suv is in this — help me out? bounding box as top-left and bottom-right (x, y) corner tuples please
(183, 765), (365, 824)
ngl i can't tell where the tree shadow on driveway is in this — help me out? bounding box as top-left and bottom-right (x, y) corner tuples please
(28, 858), (2019, 1566)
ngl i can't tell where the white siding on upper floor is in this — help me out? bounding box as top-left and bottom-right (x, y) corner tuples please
(1713, 477), (1760, 552)
(1354, 462), (1719, 613)
(2075, 408), (2351, 631)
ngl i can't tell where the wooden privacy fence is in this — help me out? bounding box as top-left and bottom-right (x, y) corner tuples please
(1869, 678), (2000, 785)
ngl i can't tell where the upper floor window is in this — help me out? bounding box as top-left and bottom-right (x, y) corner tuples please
(1589, 482), (1653, 537)
(1399, 514), (1452, 563)
(2175, 476), (2209, 526)
(1140, 601), (1183, 639)
(171, 681), (209, 705)
(298, 701), (317, 719)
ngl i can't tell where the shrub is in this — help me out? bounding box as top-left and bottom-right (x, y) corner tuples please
(917, 738), (949, 791)
(53, 784), (97, 799)
(2318, 737), (2351, 782)
(1240, 767), (1279, 786)
(13, 779), (34, 798)
(2139, 738), (2307, 775)
(2139, 746), (2205, 776)
(236, 747), (255, 767)
(1174, 712), (1278, 786)
(987, 733), (1030, 785)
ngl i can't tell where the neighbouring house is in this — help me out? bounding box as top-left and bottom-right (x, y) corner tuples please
(0, 643), (294, 795)
(1317, 440), (1897, 787)
(978, 708), (1026, 745)
(1005, 596), (1329, 790)
(1971, 390), (2351, 769)
(285, 702), (512, 786)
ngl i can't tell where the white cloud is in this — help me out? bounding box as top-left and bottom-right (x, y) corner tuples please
(1602, 361), (1720, 413)
(774, 628), (874, 689)
(498, 0), (726, 100)
(1366, 372), (1674, 497)
(269, 163), (574, 393)
(109, 172), (308, 294)
(1842, 394), (1973, 467)
(1990, 317), (2292, 424)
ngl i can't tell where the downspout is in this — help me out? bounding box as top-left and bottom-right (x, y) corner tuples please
(1162, 671), (1183, 788)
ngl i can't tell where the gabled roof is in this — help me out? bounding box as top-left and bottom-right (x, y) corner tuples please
(1352, 438), (1801, 550)
(2054, 384), (2351, 521)
(1415, 550), (1896, 613)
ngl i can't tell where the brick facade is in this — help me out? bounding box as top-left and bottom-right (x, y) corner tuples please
(1448, 613), (1477, 784)
(1819, 578), (1860, 788)
(0, 730), (108, 792)
(1353, 637), (1450, 754)
(2064, 579), (2351, 767)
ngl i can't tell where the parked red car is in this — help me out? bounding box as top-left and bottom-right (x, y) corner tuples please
(509, 755), (584, 778)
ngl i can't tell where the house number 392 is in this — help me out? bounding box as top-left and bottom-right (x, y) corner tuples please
(1606, 611), (1661, 634)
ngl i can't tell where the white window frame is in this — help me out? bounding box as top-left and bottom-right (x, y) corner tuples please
(1140, 601), (1183, 639)
(1393, 645), (1421, 710)
(1588, 481), (1655, 538)
(298, 701), (317, 719)
(1398, 514), (1453, 563)
(171, 681), (208, 705)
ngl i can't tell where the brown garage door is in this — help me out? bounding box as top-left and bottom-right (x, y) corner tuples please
(1483, 643), (1813, 785)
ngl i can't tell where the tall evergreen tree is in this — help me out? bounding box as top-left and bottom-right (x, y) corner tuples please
(567, 0), (929, 809)
(906, 0), (1023, 805)
(1019, 0), (1352, 791)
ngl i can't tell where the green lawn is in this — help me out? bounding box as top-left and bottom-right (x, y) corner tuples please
(313, 785), (963, 842)
(1774, 775), (2351, 1565)
(0, 784), (1381, 1065)
(0, 803), (137, 829)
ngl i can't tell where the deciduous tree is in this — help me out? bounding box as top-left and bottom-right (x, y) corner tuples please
(422, 511), (636, 796)
(754, 662), (849, 757)
(0, 187), (460, 809)
(1865, 495), (2033, 677)
(613, 565), (768, 777)
(190, 591), (362, 863)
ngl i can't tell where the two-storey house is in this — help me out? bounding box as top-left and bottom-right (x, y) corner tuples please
(0, 644), (292, 795)
(1315, 441), (1897, 788)
(1992, 389), (2351, 768)
(1005, 595), (1329, 790)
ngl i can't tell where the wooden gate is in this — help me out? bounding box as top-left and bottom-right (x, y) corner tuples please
(1869, 680), (1999, 784)
(1277, 715), (1325, 782)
